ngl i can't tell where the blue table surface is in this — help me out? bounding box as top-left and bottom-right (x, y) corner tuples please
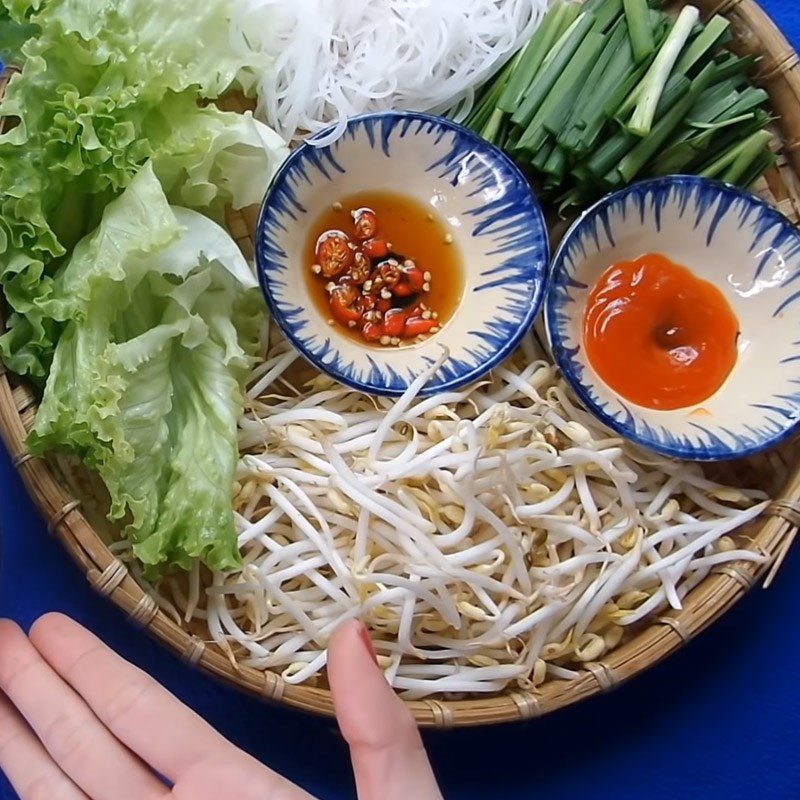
(2, 4), (800, 799)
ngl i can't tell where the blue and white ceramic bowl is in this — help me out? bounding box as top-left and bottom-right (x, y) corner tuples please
(255, 111), (548, 396)
(546, 176), (800, 462)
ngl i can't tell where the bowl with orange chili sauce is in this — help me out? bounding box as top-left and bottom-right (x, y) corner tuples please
(255, 111), (548, 396)
(546, 176), (800, 461)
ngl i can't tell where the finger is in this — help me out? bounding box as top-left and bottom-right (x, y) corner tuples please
(327, 620), (443, 800)
(28, 613), (230, 782)
(0, 620), (167, 800)
(29, 613), (303, 795)
(0, 693), (89, 800)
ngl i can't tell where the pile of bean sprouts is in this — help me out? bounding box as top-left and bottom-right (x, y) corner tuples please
(229, 0), (548, 145)
(144, 325), (767, 698)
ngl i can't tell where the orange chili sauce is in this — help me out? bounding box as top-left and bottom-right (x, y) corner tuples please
(582, 253), (739, 411)
(305, 191), (464, 345)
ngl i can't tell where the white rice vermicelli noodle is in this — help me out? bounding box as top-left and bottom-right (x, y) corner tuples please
(229, 0), (548, 144)
(153, 326), (767, 699)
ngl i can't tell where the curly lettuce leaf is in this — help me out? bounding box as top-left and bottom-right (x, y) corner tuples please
(0, 0), (283, 380)
(28, 163), (262, 574)
(0, 5), (37, 63)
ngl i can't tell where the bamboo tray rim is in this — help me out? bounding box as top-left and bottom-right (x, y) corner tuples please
(1, 0), (800, 728)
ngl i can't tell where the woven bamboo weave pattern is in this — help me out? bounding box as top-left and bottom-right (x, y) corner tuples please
(1, 0), (799, 727)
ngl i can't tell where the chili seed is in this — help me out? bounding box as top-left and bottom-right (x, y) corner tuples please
(348, 320), (357, 328)
(444, 233), (454, 244)
(332, 201), (343, 211)
(422, 282), (430, 292)
(422, 310), (432, 320)
(311, 264), (322, 275)
(423, 271), (431, 282)
(381, 289), (392, 300)
(380, 335), (391, 346)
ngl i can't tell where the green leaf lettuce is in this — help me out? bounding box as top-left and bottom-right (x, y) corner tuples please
(0, 0), (285, 380)
(28, 163), (263, 574)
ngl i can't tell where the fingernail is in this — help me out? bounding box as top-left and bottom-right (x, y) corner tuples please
(356, 622), (378, 665)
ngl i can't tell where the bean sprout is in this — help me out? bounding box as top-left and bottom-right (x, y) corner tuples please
(171, 325), (768, 698)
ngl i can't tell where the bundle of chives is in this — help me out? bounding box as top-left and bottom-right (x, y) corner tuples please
(459, 0), (775, 214)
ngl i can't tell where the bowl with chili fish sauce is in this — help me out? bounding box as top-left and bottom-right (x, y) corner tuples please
(255, 111), (549, 396)
(546, 176), (800, 461)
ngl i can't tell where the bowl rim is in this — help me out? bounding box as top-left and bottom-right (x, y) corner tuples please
(545, 174), (800, 462)
(255, 109), (550, 397)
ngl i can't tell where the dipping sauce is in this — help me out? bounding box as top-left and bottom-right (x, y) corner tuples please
(305, 191), (464, 346)
(583, 253), (739, 411)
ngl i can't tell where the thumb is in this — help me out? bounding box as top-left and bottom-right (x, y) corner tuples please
(327, 620), (444, 800)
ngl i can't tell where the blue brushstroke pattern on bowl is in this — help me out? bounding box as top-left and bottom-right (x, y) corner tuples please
(255, 111), (549, 396)
(546, 175), (800, 462)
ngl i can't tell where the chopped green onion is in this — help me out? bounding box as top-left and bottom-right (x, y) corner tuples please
(539, 4), (584, 74)
(586, 73), (690, 177)
(627, 5), (700, 137)
(700, 129), (773, 181)
(531, 140), (555, 171)
(614, 61), (714, 183)
(558, 18), (627, 148)
(458, 0), (774, 210)
(542, 145), (569, 178)
(709, 52), (757, 84)
(623, 0), (655, 63)
(674, 15), (730, 75)
(590, 0), (624, 33)
(738, 149), (778, 189)
(497, 1), (569, 113)
(517, 31), (606, 152)
(511, 11), (597, 129)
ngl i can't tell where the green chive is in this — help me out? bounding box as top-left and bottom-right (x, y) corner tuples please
(497, 1), (570, 114)
(614, 61), (715, 183)
(512, 11), (596, 128)
(674, 15), (731, 75)
(623, 0), (655, 63)
(700, 129), (773, 180)
(628, 5), (700, 137)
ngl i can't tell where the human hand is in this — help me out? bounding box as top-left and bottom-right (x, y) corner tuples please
(0, 614), (443, 800)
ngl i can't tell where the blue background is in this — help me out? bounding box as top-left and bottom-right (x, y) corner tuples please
(1, 3), (799, 798)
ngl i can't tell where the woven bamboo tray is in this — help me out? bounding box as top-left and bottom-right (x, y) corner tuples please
(2, 0), (800, 728)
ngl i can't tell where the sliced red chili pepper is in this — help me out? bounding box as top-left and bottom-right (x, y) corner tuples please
(403, 265), (426, 293)
(353, 208), (378, 241)
(350, 251), (371, 283)
(392, 282), (416, 298)
(357, 294), (377, 314)
(371, 261), (402, 290)
(382, 308), (407, 338)
(404, 316), (438, 337)
(316, 231), (355, 278)
(329, 284), (362, 326)
(362, 238), (390, 259)
(362, 321), (383, 342)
